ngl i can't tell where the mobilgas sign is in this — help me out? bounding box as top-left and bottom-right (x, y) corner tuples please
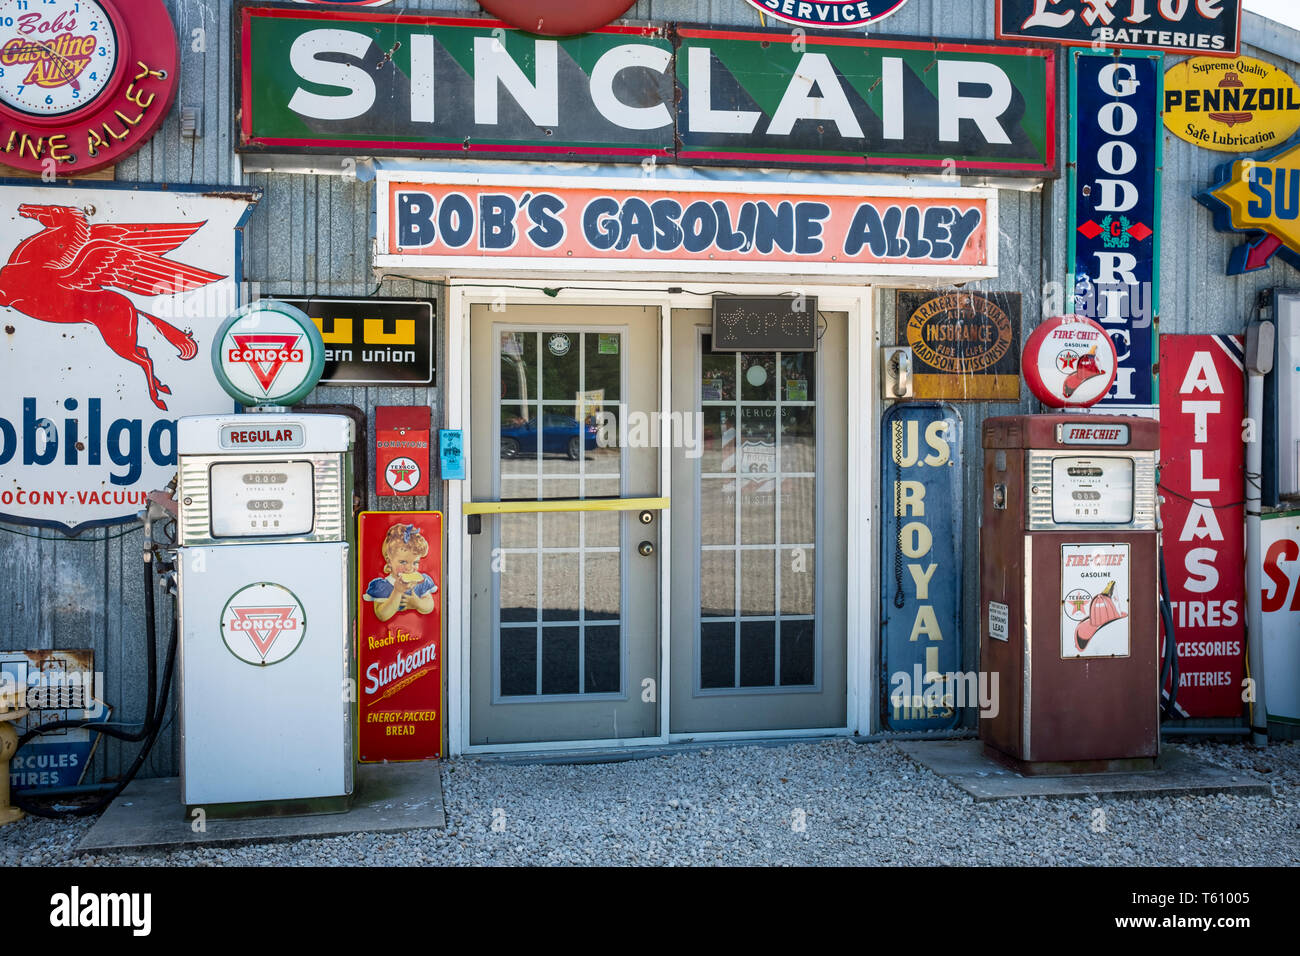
(237, 8), (1057, 177)
(881, 403), (962, 731)
(1067, 50), (1162, 409)
(997, 0), (1241, 55)
(378, 175), (996, 281)
(0, 183), (260, 533)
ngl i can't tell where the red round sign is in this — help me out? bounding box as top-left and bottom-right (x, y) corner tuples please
(1022, 315), (1119, 408)
(0, 0), (179, 175)
(474, 0), (637, 37)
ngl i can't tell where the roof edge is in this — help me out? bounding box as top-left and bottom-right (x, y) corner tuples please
(1243, 9), (1300, 64)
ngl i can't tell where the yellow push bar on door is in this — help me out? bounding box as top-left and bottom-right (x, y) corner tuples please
(462, 497), (669, 515)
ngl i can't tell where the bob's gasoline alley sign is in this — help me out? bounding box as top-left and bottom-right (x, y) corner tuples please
(896, 291), (1020, 401)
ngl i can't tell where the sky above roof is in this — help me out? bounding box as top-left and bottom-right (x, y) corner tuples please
(1244, 0), (1300, 33)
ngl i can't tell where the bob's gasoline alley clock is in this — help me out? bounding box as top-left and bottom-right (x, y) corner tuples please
(0, 0), (178, 174)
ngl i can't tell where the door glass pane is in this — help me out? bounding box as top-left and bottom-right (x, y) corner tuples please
(696, 335), (818, 692)
(495, 328), (627, 699)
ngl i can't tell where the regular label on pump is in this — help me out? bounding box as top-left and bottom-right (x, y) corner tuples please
(1060, 544), (1131, 659)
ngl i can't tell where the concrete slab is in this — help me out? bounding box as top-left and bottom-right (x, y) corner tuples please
(77, 762), (445, 854)
(897, 740), (1275, 802)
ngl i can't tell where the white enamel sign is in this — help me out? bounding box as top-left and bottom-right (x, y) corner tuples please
(1060, 543), (1131, 659)
(0, 184), (259, 532)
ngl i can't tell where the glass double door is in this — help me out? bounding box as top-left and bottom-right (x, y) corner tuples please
(467, 303), (847, 747)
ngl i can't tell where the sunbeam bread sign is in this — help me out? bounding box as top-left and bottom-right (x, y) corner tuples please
(377, 174), (997, 282)
(237, 8), (1057, 177)
(0, 183), (260, 533)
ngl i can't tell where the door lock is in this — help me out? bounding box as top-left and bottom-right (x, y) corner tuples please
(638, 510), (654, 525)
(637, 540), (654, 556)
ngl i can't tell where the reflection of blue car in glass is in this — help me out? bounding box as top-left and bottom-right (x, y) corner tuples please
(500, 414), (599, 460)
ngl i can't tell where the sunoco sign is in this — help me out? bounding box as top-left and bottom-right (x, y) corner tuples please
(0, 183), (259, 533)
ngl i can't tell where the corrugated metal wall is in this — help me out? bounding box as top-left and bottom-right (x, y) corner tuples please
(3, 1), (1294, 780)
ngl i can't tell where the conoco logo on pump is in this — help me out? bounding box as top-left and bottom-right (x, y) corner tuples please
(221, 582), (306, 666)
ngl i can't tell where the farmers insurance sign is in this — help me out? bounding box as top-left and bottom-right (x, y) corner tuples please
(237, 7), (1057, 176)
(0, 183), (259, 533)
(998, 0), (1242, 55)
(377, 173), (996, 282)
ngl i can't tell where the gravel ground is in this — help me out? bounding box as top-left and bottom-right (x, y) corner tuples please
(3, 738), (1297, 866)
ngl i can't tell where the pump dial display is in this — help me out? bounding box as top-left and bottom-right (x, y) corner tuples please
(1051, 457), (1134, 525)
(210, 461), (315, 537)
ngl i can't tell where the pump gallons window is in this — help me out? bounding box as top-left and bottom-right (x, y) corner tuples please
(496, 329), (624, 699)
(1051, 457), (1134, 525)
(210, 461), (315, 538)
(698, 336), (817, 692)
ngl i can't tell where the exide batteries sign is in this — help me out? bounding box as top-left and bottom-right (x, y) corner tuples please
(0, 184), (260, 533)
(1158, 335), (1246, 718)
(1067, 50), (1162, 409)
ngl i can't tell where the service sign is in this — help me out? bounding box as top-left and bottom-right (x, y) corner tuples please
(1159, 335), (1245, 718)
(0, 183), (259, 533)
(896, 291), (1020, 401)
(738, 0), (911, 29)
(1164, 56), (1300, 153)
(1068, 50), (1162, 408)
(1, 648), (110, 792)
(1197, 141), (1300, 274)
(881, 403), (962, 731)
(280, 296), (435, 387)
(238, 7), (1058, 177)
(0, 0), (179, 175)
(358, 512), (443, 762)
(379, 174), (995, 281)
(1262, 511), (1300, 724)
(997, 0), (1241, 55)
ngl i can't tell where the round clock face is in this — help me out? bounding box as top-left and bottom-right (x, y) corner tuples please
(0, 0), (119, 117)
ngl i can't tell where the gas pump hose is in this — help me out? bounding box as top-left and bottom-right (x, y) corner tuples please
(10, 538), (180, 818)
(1158, 545), (1181, 720)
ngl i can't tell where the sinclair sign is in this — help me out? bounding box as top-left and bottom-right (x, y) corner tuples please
(0, 183), (260, 533)
(237, 6), (1057, 177)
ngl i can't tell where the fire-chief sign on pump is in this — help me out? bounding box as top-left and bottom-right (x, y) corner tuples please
(0, 184), (260, 533)
(357, 512), (443, 762)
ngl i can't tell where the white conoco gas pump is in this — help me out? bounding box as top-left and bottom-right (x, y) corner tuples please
(176, 301), (355, 816)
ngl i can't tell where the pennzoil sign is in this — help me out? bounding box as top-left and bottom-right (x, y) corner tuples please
(897, 291), (1020, 401)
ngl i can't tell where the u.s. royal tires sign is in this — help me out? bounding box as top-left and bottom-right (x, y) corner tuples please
(0, 183), (260, 533)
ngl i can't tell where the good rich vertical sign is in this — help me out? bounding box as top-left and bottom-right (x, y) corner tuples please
(881, 403), (963, 731)
(1158, 335), (1245, 718)
(1068, 50), (1162, 409)
(357, 512), (444, 761)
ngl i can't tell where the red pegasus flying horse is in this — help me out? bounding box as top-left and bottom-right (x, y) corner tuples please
(0, 204), (227, 410)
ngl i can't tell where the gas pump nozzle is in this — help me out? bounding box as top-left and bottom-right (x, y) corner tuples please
(140, 484), (179, 564)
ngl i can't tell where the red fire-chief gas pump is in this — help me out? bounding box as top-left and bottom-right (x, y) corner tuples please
(980, 414), (1161, 772)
